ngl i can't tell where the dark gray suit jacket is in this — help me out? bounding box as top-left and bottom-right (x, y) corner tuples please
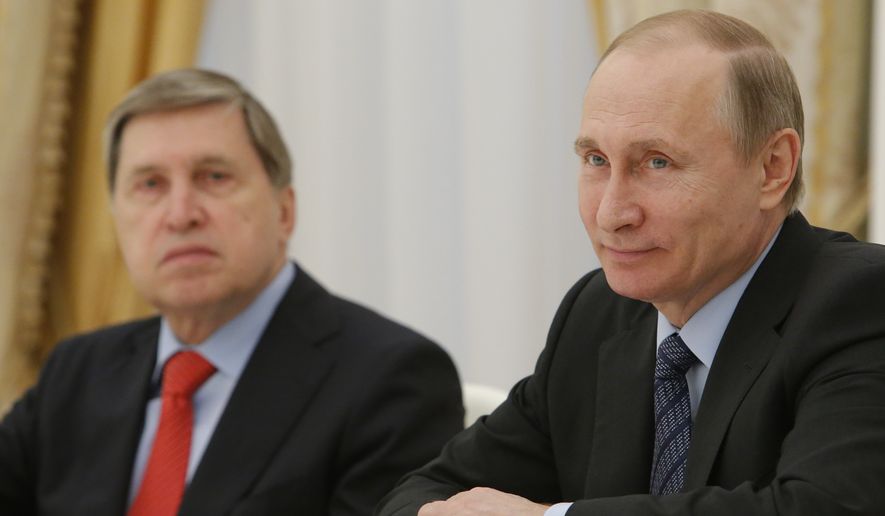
(378, 214), (885, 515)
(0, 266), (464, 515)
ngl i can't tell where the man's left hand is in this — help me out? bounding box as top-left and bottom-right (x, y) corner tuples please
(418, 487), (550, 516)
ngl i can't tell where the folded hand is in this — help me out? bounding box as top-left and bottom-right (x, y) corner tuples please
(418, 487), (549, 516)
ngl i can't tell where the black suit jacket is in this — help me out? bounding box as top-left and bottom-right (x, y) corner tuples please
(0, 265), (464, 515)
(378, 214), (885, 515)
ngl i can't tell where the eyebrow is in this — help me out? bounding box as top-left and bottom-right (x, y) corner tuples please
(574, 137), (599, 155)
(193, 155), (235, 169)
(126, 164), (164, 177)
(573, 137), (690, 161)
(124, 155), (236, 177)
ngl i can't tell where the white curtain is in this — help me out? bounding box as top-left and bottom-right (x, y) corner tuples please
(872, 1), (885, 245)
(198, 0), (599, 390)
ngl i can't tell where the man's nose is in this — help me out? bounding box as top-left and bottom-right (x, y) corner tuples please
(165, 183), (206, 231)
(595, 169), (643, 233)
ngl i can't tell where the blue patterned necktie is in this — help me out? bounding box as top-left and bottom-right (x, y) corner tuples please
(650, 332), (699, 495)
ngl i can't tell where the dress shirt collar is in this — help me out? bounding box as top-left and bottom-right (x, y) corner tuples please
(153, 262), (296, 383)
(656, 225), (782, 366)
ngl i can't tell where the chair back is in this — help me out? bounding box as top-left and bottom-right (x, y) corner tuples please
(462, 382), (508, 426)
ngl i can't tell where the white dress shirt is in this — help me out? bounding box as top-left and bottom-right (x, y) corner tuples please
(127, 262), (295, 504)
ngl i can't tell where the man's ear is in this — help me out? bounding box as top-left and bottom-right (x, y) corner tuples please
(759, 128), (801, 210)
(278, 185), (296, 236)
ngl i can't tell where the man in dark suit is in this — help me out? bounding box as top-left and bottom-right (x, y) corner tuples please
(377, 10), (885, 516)
(0, 69), (464, 515)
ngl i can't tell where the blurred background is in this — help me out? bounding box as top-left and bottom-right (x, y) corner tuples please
(0, 0), (881, 408)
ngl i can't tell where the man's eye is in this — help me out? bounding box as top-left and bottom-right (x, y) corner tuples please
(649, 157), (670, 169)
(586, 154), (607, 166)
(138, 177), (162, 190)
(198, 170), (231, 185)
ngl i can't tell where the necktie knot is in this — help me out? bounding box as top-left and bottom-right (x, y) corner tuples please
(162, 351), (216, 398)
(655, 333), (699, 380)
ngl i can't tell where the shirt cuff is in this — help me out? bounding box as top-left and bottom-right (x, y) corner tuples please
(545, 502), (572, 516)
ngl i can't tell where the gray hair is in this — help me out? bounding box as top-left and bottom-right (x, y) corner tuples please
(104, 68), (291, 190)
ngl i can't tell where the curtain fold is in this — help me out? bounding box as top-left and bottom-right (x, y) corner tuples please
(0, 0), (206, 408)
(805, 1), (870, 235)
(871, 0), (885, 244)
(0, 0), (81, 407)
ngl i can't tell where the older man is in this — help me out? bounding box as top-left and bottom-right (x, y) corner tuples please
(0, 69), (463, 515)
(377, 10), (885, 516)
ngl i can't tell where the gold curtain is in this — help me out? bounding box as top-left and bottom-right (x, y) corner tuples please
(0, 0), (206, 408)
(590, 0), (872, 238)
(0, 0), (81, 407)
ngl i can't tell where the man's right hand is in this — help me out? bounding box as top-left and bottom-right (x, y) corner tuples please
(418, 487), (550, 516)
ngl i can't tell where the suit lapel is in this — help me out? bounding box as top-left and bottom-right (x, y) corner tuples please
(685, 214), (822, 488)
(585, 313), (657, 497)
(684, 324), (780, 488)
(181, 268), (341, 514)
(87, 321), (158, 512)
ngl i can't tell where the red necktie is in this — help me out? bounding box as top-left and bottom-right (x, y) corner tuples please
(129, 351), (216, 516)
